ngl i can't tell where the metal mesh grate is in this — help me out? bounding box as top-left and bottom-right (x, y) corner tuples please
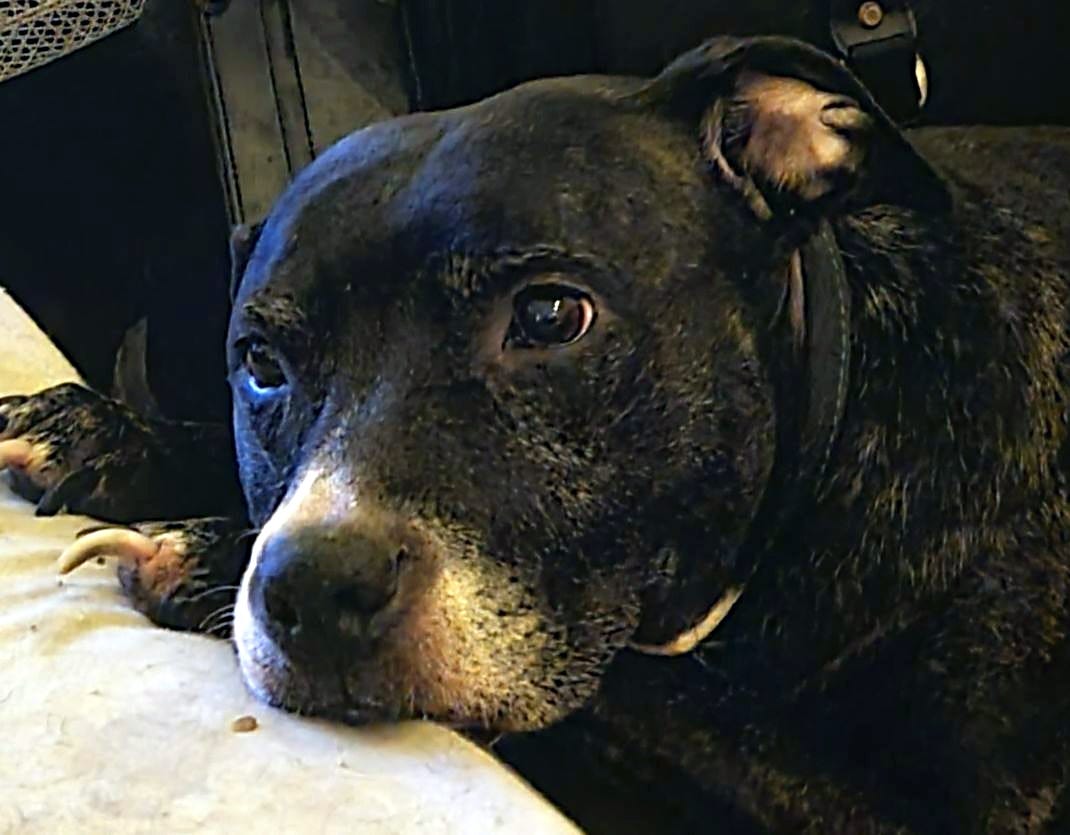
(0, 0), (145, 83)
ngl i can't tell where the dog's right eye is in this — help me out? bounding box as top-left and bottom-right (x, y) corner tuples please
(242, 341), (287, 392)
(506, 283), (596, 349)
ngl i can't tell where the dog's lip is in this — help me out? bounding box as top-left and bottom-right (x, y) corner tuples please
(457, 726), (504, 749)
(333, 669), (409, 727)
(335, 702), (395, 726)
(274, 683), (488, 731)
(255, 679), (399, 726)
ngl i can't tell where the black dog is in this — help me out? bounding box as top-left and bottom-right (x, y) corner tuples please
(5, 37), (1070, 834)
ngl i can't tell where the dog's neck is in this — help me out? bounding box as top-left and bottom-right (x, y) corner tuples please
(631, 219), (854, 656)
(729, 194), (1060, 678)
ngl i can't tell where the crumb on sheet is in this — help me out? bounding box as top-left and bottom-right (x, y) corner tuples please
(231, 715), (259, 733)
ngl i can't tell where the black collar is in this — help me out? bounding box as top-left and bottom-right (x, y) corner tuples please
(739, 218), (853, 570)
(795, 219), (853, 489)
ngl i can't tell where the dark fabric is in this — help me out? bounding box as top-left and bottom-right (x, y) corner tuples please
(400, 0), (600, 110)
(0, 0), (232, 420)
(0, 0), (409, 422)
(402, 0), (1070, 126)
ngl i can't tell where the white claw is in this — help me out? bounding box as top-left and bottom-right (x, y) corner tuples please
(57, 528), (160, 575)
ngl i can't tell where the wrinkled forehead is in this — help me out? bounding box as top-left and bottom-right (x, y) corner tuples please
(237, 76), (709, 304)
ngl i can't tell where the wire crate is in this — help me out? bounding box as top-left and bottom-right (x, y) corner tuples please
(1, 0), (146, 84)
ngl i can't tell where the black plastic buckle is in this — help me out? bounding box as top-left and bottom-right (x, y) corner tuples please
(830, 1), (921, 124)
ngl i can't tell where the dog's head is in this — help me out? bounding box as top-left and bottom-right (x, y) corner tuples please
(227, 37), (943, 731)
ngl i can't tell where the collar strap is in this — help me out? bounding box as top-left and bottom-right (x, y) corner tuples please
(734, 218), (853, 579)
(830, 0), (923, 124)
(796, 219), (853, 487)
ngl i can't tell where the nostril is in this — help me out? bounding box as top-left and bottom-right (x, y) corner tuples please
(333, 549), (405, 616)
(334, 586), (369, 615)
(263, 585), (300, 629)
(333, 582), (393, 616)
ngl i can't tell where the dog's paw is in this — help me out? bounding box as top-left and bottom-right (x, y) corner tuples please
(0, 383), (183, 522)
(58, 517), (253, 634)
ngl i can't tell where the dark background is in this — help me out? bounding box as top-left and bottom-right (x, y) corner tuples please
(1, 0), (1068, 421)
(0, 2), (233, 418)
(404, 0), (1070, 125)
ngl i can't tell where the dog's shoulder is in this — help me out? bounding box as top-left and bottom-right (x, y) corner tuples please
(908, 127), (1070, 266)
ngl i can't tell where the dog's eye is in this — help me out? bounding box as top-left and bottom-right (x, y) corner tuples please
(242, 341), (287, 391)
(507, 284), (596, 349)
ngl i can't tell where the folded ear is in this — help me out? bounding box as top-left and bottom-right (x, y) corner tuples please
(705, 71), (874, 219)
(636, 36), (949, 219)
(229, 221), (264, 302)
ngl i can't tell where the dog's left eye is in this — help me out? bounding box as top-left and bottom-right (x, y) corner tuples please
(242, 341), (287, 392)
(507, 284), (596, 349)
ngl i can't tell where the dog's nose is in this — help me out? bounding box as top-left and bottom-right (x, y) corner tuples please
(250, 525), (408, 651)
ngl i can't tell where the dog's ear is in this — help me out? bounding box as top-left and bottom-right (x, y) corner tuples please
(229, 221), (263, 302)
(625, 39), (952, 658)
(635, 36), (949, 220)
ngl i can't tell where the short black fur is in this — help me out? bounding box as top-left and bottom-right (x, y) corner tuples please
(5, 37), (1070, 835)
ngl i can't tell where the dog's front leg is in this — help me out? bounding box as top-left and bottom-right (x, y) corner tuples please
(0, 383), (245, 523)
(59, 516), (253, 636)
